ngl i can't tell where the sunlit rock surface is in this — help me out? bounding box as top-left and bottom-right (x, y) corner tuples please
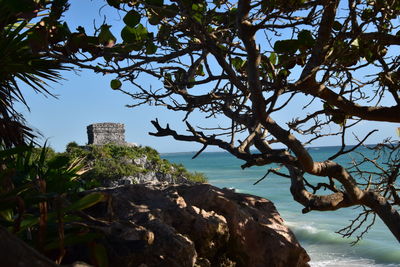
(84, 183), (310, 267)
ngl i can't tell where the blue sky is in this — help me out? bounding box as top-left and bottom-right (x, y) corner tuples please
(17, 0), (399, 153)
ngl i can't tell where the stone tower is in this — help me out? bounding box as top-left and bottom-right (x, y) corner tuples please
(87, 123), (125, 145)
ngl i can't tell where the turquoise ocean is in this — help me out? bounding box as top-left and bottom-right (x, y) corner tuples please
(162, 146), (400, 266)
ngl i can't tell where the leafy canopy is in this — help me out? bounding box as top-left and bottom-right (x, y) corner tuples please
(54, 0), (400, 243)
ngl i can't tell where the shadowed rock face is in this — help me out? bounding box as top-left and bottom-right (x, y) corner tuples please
(86, 183), (310, 267)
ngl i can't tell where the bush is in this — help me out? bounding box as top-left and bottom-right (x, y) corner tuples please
(62, 143), (207, 187)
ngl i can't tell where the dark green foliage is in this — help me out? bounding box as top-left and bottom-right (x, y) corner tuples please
(110, 79), (122, 90)
(0, 143), (106, 264)
(0, 1), (71, 148)
(123, 10), (141, 27)
(62, 143), (207, 186)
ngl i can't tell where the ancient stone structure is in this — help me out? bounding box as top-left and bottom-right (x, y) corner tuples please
(87, 123), (125, 145)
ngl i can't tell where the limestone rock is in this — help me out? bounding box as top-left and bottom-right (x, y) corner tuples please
(84, 183), (310, 267)
(133, 155), (147, 167)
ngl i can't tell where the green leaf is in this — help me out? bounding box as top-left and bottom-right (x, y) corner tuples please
(0, 209), (13, 222)
(164, 4), (179, 18)
(3, 0), (37, 13)
(274, 40), (299, 54)
(269, 52), (277, 65)
(121, 26), (133, 43)
(187, 77), (195, 88)
(20, 215), (39, 230)
(98, 25), (116, 47)
(232, 57), (245, 71)
(192, 3), (205, 12)
(123, 10), (141, 27)
(277, 54), (296, 69)
(195, 64), (205, 76)
(363, 48), (374, 63)
(146, 42), (158, 54)
(121, 24), (148, 44)
(192, 13), (203, 24)
(168, 36), (180, 50)
(65, 192), (105, 212)
(148, 15), (161, 25)
(110, 79), (122, 90)
(297, 30), (314, 48)
(278, 69), (290, 78)
(192, 3), (200, 11)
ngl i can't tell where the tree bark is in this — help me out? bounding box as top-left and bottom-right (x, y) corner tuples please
(362, 192), (400, 242)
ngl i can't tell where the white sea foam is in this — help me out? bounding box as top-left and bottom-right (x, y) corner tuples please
(309, 251), (400, 267)
(285, 221), (321, 235)
(310, 256), (379, 267)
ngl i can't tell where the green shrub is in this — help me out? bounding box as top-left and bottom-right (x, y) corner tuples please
(12, 143), (207, 188)
(62, 143), (207, 186)
(185, 172), (208, 183)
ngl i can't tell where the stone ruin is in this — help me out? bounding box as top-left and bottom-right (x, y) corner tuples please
(87, 123), (126, 145)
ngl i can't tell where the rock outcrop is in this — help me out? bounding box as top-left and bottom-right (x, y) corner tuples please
(83, 183), (310, 267)
(102, 154), (194, 187)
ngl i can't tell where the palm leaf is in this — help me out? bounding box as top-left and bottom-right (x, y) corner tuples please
(0, 15), (71, 147)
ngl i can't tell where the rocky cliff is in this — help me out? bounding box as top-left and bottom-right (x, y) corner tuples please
(0, 143), (309, 267)
(75, 183), (310, 267)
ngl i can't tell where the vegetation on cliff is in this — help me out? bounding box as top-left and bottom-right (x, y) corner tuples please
(34, 142), (207, 189)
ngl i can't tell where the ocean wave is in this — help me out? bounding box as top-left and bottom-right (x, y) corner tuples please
(309, 255), (385, 267)
(286, 221), (400, 266)
(288, 222), (345, 244)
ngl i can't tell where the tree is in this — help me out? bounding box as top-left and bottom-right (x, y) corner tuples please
(0, 0), (72, 148)
(15, 0), (399, 242)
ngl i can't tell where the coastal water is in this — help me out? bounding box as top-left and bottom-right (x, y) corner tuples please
(162, 146), (400, 266)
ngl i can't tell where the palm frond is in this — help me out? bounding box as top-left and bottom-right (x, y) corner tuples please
(0, 15), (71, 147)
